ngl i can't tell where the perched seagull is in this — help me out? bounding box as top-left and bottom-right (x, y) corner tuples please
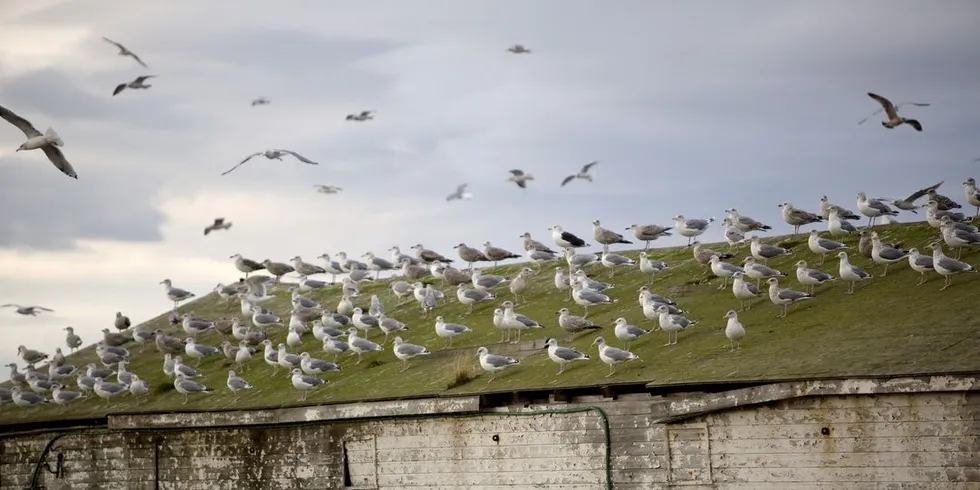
(819, 196), (860, 221)
(222, 149), (318, 175)
(672, 215), (715, 246)
(446, 183), (472, 201)
(508, 44), (532, 54)
(1, 305), (54, 317)
(101, 37), (148, 67)
(0, 104), (76, 179)
(392, 337), (430, 372)
(795, 260), (835, 295)
(203, 218), (232, 236)
(507, 169), (534, 188)
(591, 219), (632, 251)
(477, 347), (520, 382)
(251, 97), (270, 107)
(962, 178), (980, 218)
(927, 242), (976, 291)
(345, 110), (375, 121)
(836, 251), (872, 294)
(860, 92), (928, 131)
(870, 232), (909, 276)
(549, 225), (589, 249)
(709, 255), (744, 290)
(626, 224), (672, 250)
(877, 181), (943, 213)
(724, 208), (772, 233)
(731, 271), (762, 311)
(592, 336), (641, 377)
(857, 192), (899, 228)
(315, 185), (342, 194)
(778, 202), (823, 234)
(544, 338), (590, 375)
(561, 161), (598, 187)
(807, 230), (848, 265)
(906, 248), (935, 286)
(827, 209), (858, 237)
(112, 75), (156, 96)
(723, 310), (746, 352)
(766, 278), (812, 318)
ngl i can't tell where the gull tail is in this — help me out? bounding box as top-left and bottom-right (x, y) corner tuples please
(44, 128), (64, 147)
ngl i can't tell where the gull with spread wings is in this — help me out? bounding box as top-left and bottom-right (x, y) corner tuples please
(101, 37), (148, 68)
(113, 75), (156, 96)
(1, 305), (54, 317)
(878, 181), (944, 213)
(346, 110), (375, 121)
(0, 104), (77, 179)
(859, 92), (928, 131)
(508, 44), (532, 54)
(204, 218), (232, 236)
(561, 161), (598, 187)
(315, 185), (342, 194)
(507, 169), (534, 189)
(446, 183), (472, 201)
(251, 97), (270, 107)
(221, 149), (319, 176)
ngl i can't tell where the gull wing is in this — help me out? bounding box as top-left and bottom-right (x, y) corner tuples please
(581, 160), (598, 173)
(128, 52), (148, 68)
(221, 152), (263, 176)
(456, 183), (468, 193)
(0, 104), (42, 138)
(213, 218), (225, 226)
(902, 181), (944, 203)
(867, 93), (898, 119)
(112, 83), (127, 96)
(509, 169), (525, 177)
(41, 145), (78, 179)
(561, 175), (575, 187)
(134, 75), (156, 83)
(278, 149), (319, 165)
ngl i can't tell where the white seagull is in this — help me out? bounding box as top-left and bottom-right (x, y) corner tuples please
(204, 218), (232, 236)
(859, 92), (927, 131)
(101, 37), (148, 67)
(0, 104), (76, 179)
(222, 149), (319, 175)
(561, 161), (598, 187)
(112, 75), (156, 96)
(508, 169), (534, 188)
(446, 183), (473, 201)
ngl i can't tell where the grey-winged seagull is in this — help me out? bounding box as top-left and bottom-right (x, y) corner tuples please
(434, 316), (471, 349)
(612, 317), (650, 350)
(779, 202), (823, 234)
(592, 336), (640, 376)
(723, 310), (745, 352)
(226, 370), (253, 401)
(557, 307), (601, 340)
(410, 243), (453, 264)
(392, 337), (430, 371)
(819, 196), (860, 220)
(112, 75), (155, 96)
(222, 149), (319, 175)
(693, 241), (734, 265)
(927, 242), (976, 290)
(446, 183), (472, 201)
(508, 44), (532, 54)
(749, 236), (792, 265)
(870, 232), (908, 276)
(544, 338), (590, 374)
(64, 327), (83, 352)
(857, 191), (899, 227)
(766, 278), (812, 318)
(808, 230), (848, 264)
(346, 110), (375, 121)
(1, 104), (76, 179)
(828, 208), (858, 237)
(795, 260), (835, 295)
(571, 282), (616, 318)
(672, 215), (715, 246)
(101, 37), (148, 67)
(290, 368), (326, 401)
(927, 189), (961, 211)
(626, 224), (672, 250)
(836, 251), (871, 294)
(657, 305), (696, 345)
(346, 328), (382, 363)
(962, 178), (980, 218)
(861, 92), (927, 131)
(160, 279), (195, 307)
(477, 347), (520, 382)
(709, 255), (744, 290)
(906, 248), (935, 286)
(299, 352), (340, 376)
(638, 252), (668, 282)
(878, 180), (943, 213)
(508, 169), (534, 188)
(251, 97), (270, 107)
(561, 161), (598, 187)
(731, 271), (762, 311)
(725, 208), (772, 233)
(456, 284), (495, 315)
(939, 219), (980, 259)
(204, 218), (231, 236)
(230, 253), (265, 277)
(722, 217), (747, 251)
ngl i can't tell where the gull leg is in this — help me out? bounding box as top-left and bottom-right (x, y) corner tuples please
(880, 264), (889, 278)
(606, 364), (614, 377)
(941, 277), (952, 291)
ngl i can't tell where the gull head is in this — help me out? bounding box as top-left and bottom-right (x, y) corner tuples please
(778, 202), (792, 209)
(519, 232), (531, 239)
(613, 317), (626, 326)
(483, 241), (492, 247)
(857, 191), (867, 201)
(766, 277), (780, 286)
(709, 254), (721, 263)
(591, 336), (606, 348)
(964, 178), (977, 186)
(672, 215), (684, 221)
(836, 251), (849, 260)
(796, 260), (808, 269)
(724, 310), (738, 320)
(809, 229), (819, 236)
(926, 241), (942, 251)
(290, 256), (302, 262)
(909, 247), (920, 256)
(159, 279), (172, 286)
(411, 244), (423, 250)
(476, 346), (489, 357)
(656, 305), (669, 314)
(557, 307), (569, 315)
(543, 338), (557, 349)
(229, 253), (242, 260)
(924, 199), (939, 209)
(501, 300), (514, 309)
(592, 220), (601, 226)
(732, 271), (744, 279)
(549, 225), (563, 232)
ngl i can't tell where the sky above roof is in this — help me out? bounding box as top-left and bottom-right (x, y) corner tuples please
(1, 0), (978, 375)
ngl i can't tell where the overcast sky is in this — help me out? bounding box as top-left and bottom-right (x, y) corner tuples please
(1, 0), (978, 376)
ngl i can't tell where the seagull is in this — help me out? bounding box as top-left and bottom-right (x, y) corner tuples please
(612, 318), (650, 351)
(877, 181), (943, 213)
(203, 218), (232, 236)
(222, 149), (318, 176)
(112, 75), (156, 96)
(724, 208), (772, 233)
(860, 92), (928, 131)
(446, 183), (473, 201)
(795, 260), (835, 295)
(778, 202), (823, 234)
(962, 178), (980, 218)
(592, 336), (641, 377)
(672, 215), (715, 246)
(508, 44), (532, 54)
(1, 305), (54, 316)
(626, 224), (672, 250)
(561, 161), (598, 187)
(818, 196), (860, 221)
(101, 37), (148, 67)
(766, 278), (812, 318)
(549, 225), (589, 249)
(857, 192), (900, 228)
(315, 185), (343, 194)
(723, 310), (745, 352)
(836, 251), (872, 294)
(870, 232), (909, 276)
(807, 230), (848, 265)
(927, 241), (976, 291)
(656, 305), (697, 345)
(507, 169), (534, 188)
(226, 370), (253, 401)
(906, 248), (935, 286)
(544, 338), (590, 375)
(114, 312), (131, 331)
(731, 271), (762, 311)
(476, 347), (520, 382)
(392, 337), (430, 372)
(345, 110), (375, 121)
(1, 104), (76, 179)
(251, 97), (270, 107)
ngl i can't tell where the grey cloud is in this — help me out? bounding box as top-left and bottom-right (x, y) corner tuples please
(0, 160), (164, 249)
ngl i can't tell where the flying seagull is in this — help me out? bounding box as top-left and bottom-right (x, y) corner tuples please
(112, 75), (155, 96)
(101, 37), (148, 68)
(0, 104), (76, 179)
(251, 97), (270, 107)
(879, 181), (944, 213)
(1, 305), (54, 316)
(315, 185), (342, 194)
(561, 161), (598, 187)
(346, 110), (375, 121)
(860, 92), (928, 131)
(222, 149), (318, 175)
(446, 183), (472, 202)
(204, 218), (232, 236)
(507, 169), (534, 189)
(508, 44), (532, 54)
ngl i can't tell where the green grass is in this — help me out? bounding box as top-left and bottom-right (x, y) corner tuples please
(3, 221), (979, 424)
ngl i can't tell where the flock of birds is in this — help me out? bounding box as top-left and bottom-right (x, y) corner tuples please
(2, 34), (980, 415)
(2, 172), (979, 413)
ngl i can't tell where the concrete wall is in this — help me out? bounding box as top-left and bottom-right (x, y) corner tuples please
(1, 376), (978, 489)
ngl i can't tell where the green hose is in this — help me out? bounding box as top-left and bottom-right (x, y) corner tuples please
(22, 405), (613, 490)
